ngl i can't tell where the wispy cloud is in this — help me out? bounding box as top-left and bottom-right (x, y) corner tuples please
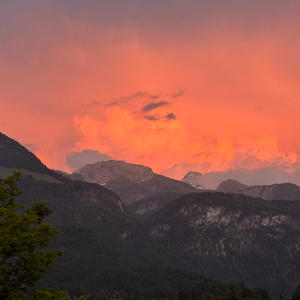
(145, 115), (159, 121)
(169, 91), (184, 99)
(82, 101), (100, 108)
(142, 101), (169, 113)
(109, 92), (160, 107)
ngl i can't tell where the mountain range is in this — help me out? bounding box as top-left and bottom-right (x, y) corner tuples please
(182, 167), (300, 190)
(1, 132), (300, 298)
(72, 160), (197, 206)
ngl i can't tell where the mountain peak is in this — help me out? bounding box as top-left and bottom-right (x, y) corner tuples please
(73, 160), (196, 205)
(217, 179), (249, 194)
(74, 160), (154, 185)
(182, 171), (203, 189)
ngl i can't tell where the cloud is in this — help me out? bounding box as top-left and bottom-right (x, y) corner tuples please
(142, 101), (169, 113)
(169, 91), (184, 99)
(145, 115), (159, 121)
(72, 107), (188, 171)
(2, 0), (300, 173)
(82, 101), (99, 108)
(159, 136), (298, 179)
(145, 113), (176, 121)
(66, 149), (112, 171)
(165, 113), (176, 120)
(161, 162), (211, 180)
(109, 92), (160, 107)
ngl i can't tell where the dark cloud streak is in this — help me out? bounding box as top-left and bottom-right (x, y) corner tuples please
(142, 101), (169, 113)
(82, 101), (99, 108)
(165, 113), (176, 120)
(169, 91), (184, 99)
(145, 115), (159, 121)
(109, 92), (160, 107)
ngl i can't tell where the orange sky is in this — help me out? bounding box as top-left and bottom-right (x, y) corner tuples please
(1, 1), (300, 178)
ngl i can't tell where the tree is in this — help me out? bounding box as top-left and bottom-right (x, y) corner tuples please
(292, 284), (300, 300)
(0, 172), (66, 299)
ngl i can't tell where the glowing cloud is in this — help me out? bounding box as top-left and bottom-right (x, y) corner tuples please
(1, 1), (300, 175)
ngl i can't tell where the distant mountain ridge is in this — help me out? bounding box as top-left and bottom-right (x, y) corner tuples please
(73, 160), (197, 206)
(181, 167), (300, 189)
(217, 179), (300, 201)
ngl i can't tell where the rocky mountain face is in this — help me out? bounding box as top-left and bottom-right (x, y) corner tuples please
(73, 160), (155, 185)
(217, 179), (300, 201)
(74, 160), (197, 206)
(144, 192), (300, 296)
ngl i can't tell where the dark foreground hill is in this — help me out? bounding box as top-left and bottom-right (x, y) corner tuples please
(0, 132), (50, 173)
(1, 132), (300, 298)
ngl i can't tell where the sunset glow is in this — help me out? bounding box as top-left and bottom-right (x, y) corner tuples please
(1, 1), (300, 178)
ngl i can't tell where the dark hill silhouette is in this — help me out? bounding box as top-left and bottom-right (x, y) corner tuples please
(0, 132), (49, 173)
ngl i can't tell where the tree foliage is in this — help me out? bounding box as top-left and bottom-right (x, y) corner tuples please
(0, 172), (64, 299)
(292, 285), (300, 300)
(177, 283), (271, 300)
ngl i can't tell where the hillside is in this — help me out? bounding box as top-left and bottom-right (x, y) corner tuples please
(128, 192), (183, 217)
(144, 192), (300, 295)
